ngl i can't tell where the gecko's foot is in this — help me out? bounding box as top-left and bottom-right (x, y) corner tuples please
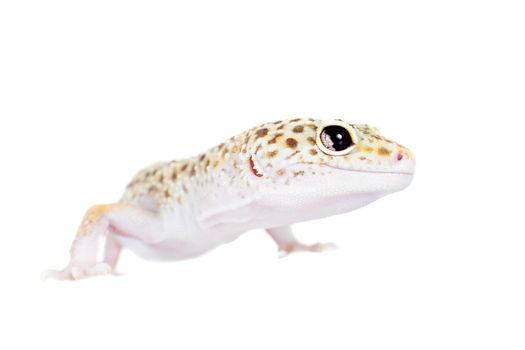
(42, 262), (113, 281)
(278, 242), (337, 258)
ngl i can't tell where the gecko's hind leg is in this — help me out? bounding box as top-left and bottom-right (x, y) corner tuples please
(43, 203), (163, 281)
(266, 226), (337, 258)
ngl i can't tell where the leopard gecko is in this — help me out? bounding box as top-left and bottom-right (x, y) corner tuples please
(44, 118), (415, 280)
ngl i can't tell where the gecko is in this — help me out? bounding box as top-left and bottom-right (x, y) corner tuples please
(44, 118), (415, 280)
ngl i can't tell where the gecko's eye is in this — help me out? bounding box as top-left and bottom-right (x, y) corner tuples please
(317, 121), (357, 156)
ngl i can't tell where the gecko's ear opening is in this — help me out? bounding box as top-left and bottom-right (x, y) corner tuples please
(316, 120), (357, 156)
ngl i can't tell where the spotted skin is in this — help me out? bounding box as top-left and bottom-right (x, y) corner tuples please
(121, 119), (413, 208)
(44, 118), (415, 280)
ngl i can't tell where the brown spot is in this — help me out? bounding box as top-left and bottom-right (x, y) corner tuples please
(255, 144), (262, 154)
(277, 124), (285, 130)
(273, 120), (283, 124)
(181, 163), (188, 172)
(148, 186), (158, 194)
(359, 145), (374, 153)
(293, 170), (305, 177)
(213, 160), (220, 168)
(266, 150), (279, 158)
(286, 150), (300, 159)
(307, 136), (316, 145)
(378, 147), (392, 156)
(268, 133), (283, 144)
(309, 148), (318, 155)
(359, 156), (367, 161)
(255, 128), (269, 139)
(231, 145), (240, 153)
(190, 165), (196, 177)
(221, 147), (229, 157)
(199, 154), (206, 162)
(218, 143), (225, 150)
(171, 171), (178, 181)
(158, 174), (164, 183)
(290, 118), (301, 122)
(276, 169), (286, 176)
(286, 138), (298, 148)
(292, 125), (304, 133)
(205, 159), (210, 168)
(164, 189), (171, 198)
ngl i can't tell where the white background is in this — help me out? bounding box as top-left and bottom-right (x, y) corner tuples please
(1, 1), (524, 349)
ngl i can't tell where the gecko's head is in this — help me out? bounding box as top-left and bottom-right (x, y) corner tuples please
(249, 118), (415, 216)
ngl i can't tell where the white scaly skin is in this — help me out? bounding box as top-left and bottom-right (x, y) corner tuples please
(44, 118), (415, 280)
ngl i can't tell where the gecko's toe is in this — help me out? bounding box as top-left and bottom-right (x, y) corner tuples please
(278, 249), (291, 258)
(42, 263), (113, 281)
(70, 266), (84, 280)
(71, 263), (112, 280)
(88, 262), (112, 276)
(309, 242), (338, 252)
(278, 242), (338, 257)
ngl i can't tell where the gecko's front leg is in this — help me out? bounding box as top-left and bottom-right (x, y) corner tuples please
(43, 204), (163, 280)
(103, 233), (122, 271)
(266, 226), (337, 257)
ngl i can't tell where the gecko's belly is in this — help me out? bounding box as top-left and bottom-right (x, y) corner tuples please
(116, 229), (245, 261)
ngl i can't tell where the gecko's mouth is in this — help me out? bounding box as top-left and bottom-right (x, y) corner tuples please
(318, 164), (414, 176)
(250, 156), (413, 178)
(250, 153), (414, 178)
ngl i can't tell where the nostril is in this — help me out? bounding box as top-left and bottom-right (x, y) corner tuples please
(396, 153), (404, 161)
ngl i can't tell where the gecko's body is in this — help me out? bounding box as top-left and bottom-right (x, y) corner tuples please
(45, 118), (415, 280)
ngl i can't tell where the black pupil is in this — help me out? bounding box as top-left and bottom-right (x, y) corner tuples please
(322, 125), (353, 151)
